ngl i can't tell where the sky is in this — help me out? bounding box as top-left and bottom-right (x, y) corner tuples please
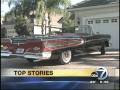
(1, 0), (84, 16)
(71, 0), (84, 5)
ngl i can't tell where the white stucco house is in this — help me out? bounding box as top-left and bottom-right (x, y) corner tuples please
(68, 0), (119, 49)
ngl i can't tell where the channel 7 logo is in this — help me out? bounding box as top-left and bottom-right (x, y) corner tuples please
(91, 67), (108, 81)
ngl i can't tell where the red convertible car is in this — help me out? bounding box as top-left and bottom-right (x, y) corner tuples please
(1, 25), (111, 64)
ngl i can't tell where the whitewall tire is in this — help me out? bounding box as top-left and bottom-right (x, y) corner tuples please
(59, 50), (72, 64)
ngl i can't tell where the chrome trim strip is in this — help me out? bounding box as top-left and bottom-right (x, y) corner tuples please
(12, 54), (24, 57)
(42, 38), (81, 41)
(24, 55), (42, 59)
(24, 52), (51, 60)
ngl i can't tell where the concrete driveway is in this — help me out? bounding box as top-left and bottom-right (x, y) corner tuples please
(1, 51), (119, 76)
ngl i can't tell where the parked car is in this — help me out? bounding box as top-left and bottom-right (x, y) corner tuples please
(1, 25), (111, 64)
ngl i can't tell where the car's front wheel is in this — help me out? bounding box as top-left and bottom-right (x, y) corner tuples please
(59, 50), (72, 64)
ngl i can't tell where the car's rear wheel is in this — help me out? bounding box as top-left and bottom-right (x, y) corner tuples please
(100, 46), (105, 55)
(59, 50), (72, 64)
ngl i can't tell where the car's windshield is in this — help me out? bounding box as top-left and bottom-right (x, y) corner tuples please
(75, 25), (93, 35)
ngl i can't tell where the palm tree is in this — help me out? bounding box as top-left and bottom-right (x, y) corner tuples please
(36, 0), (46, 35)
(46, 0), (70, 34)
(36, 0), (71, 35)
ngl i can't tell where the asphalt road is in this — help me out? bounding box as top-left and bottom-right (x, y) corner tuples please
(1, 51), (119, 69)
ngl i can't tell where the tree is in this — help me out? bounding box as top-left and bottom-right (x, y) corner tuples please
(14, 16), (30, 36)
(36, 0), (46, 35)
(46, 0), (70, 34)
(7, 0), (35, 36)
(36, 0), (71, 35)
(62, 13), (75, 33)
(6, 0), (71, 35)
(8, 0), (35, 18)
(1, 27), (7, 38)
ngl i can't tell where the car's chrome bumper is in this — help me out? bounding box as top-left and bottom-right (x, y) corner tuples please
(1, 52), (11, 57)
(24, 52), (52, 62)
(1, 51), (24, 57)
(24, 54), (44, 59)
(23, 55), (48, 62)
(1, 51), (12, 57)
(1, 51), (52, 62)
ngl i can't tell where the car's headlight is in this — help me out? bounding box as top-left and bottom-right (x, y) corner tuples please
(1, 45), (8, 50)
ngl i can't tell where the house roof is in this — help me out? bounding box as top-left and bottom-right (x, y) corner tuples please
(69, 0), (118, 9)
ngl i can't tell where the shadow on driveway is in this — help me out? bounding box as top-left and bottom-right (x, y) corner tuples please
(1, 52), (119, 69)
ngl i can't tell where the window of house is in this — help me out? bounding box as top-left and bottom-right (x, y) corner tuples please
(111, 19), (117, 23)
(95, 20), (101, 23)
(88, 20), (93, 24)
(103, 19), (109, 23)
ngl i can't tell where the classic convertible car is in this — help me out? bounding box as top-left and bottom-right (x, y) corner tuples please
(1, 25), (111, 64)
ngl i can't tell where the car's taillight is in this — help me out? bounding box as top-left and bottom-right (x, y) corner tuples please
(80, 39), (85, 44)
(1, 45), (3, 48)
(1, 45), (9, 50)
